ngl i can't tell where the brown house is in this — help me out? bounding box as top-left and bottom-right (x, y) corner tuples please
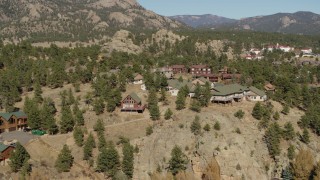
(171, 65), (187, 74)
(190, 65), (211, 75)
(121, 93), (145, 113)
(0, 112), (28, 133)
(0, 143), (15, 162)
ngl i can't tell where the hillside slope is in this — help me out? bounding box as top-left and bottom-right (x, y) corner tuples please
(169, 14), (236, 28)
(0, 0), (183, 41)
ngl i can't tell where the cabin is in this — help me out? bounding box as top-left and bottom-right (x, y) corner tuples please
(301, 48), (312, 54)
(156, 67), (174, 79)
(221, 73), (242, 82)
(246, 86), (267, 101)
(219, 66), (229, 74)
(211, 84), (249, 104)
(264, 83), (276, 93)
(0, 143), (15, 163)
(121, 93), (145, 113)
(0, 112), (28, 133)
(133, 73), (144, 85)
(171, 65), (187, 74)
(250, 48), (261, 55)
(190, 65), (211, 76)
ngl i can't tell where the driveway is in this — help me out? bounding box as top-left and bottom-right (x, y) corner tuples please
(0, 131), (37, 145)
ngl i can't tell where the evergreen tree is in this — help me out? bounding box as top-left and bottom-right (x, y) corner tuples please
(41, 98), (57, 132)
(283, 122), (295, 140)
(122, 143), (134, 178)
(265, 122), (282, 158)
(190, 100), (201, 112)
(96, 142), (120, 177)
(273, 111), (280, 120)
(94, 119), (105, 134)
(98, 134), (107, 151)
(252, 102), (264, 120)
(55, 145), (74, 172)
(33, 81), (43, 103)
(282, 104), (290, 115)
(26, 98), (42, 129)
(287, 144), (295, 160)
(67, 88), (75, 105)
(175, 90), (186, 110)
(83, 133), (95, 160)
(148, 89), (160, 120)
(281, 166), (293, 180)
(190, 116), (201, 135)
(60, 105), (74, 133)
(9, 142), (30, 172)
(168, 146), (188, 175)
(301, 128), (310, 144)
(164, 108), (173, 120)
(73, 126), (84, 147)
(93, 98), (105, 115)
(74, 109), (85, 126)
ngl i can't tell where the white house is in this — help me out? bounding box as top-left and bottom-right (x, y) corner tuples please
(250, 48), (261, 55)
(279, 45), (294, 52)
(167, 79), (194, 97)
(133, 74), (143, 85)
(301, 48), (312, 54)
(246, 86), (267, 101)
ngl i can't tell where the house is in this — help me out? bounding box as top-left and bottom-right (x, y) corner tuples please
(133, 73), (144, 84)
(190, 65), (211, 76)
(0, 143), (15, 163)
(171, 65), (187, 74)
(211, 84), (249, 104)
(167, 79), (194, 97)
(192, 77), (214, 89)
(219, 66), (229, 74)
(0, 111), (28, 133)
(250, 48), (261, 55)
(247, 86), (267, 101)
(156, 67), (174, 79)
(301, 48), (312, 54)
(121, 93), (145, 113)
(278, 45), (293, 52)
(221, 73), (242, 81)
(202, 74), (220, 82)
(264, 83), (276, 93)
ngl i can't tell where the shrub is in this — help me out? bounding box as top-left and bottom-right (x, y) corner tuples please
(214, 122), (221, 131)
(146, 126), (153, 136)
(234, 110), (245, 119)
(203, 124), (211, 132)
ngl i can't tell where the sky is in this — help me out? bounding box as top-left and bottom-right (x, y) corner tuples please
(137, 0), (320, 19)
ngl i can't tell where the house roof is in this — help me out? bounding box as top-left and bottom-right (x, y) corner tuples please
(191, 65), (208, 69)
(0, 143), (9, 153)
(128, 92), (141, 104)
(0, 111), (27, 121)
(134, 73), (143, 81)
(171, 65), (185, 69)
(249, 86), (266, 96)
(264, 83), (275, 91)
(168, 79), (194, 92)
(212, 83), (249, 96)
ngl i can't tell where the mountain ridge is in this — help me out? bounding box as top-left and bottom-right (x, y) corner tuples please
(169, 11), (320, 35)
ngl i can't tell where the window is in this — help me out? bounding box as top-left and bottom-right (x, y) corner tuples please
(0, 120), (3, 126)
(9, 118), (15, 124)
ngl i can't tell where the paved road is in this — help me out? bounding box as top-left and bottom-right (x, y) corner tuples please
(0, 131), (37, 145)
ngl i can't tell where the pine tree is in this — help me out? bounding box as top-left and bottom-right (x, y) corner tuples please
(41, 98), (57, 131)
(74, 109), (85, 126)
(301, 128), (310, 144)
(175, 90), (186, 110)
(93, 98), (105, 115)
(283, 122), (295, 140)
(282, 104), (290, 115)
(190, 100), (201, 112)
(122, 143), (134, 178)
(190, 116), (201, 135)
(159, 88), (167, 102)
(83, 133), (96, 160)
(252, 102), (263, 120)
(265, 122), (282, 158)
(67, 88), (75, 105)
(96, 142), (120, 177)
(60, 105), (74, 133)
(168, 146), (188, 175)
(98, 134), (107, 151)
(164, 108), (173, 120)
(273, 111), (280, 120)
(9, 142), (30, 172)
(282, 166), (293, 180)
(55, 145), (74, 172)
(73, 126), (84, 147)
(33, 81), (43, 103)
(26, 98), (42, 129)
(148, 90), (160, 120)
(94, 119), (105, 134)
(287, 144), (295, 160)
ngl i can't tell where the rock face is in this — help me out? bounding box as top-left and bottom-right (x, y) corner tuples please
(0, 0), (183, 41)
(102, 30), (142, 54)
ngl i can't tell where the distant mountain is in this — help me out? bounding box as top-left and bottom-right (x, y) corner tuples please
(169, 14), (237, 28)
(0, 0), (183, 41)
(218, 11), (320, 35)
